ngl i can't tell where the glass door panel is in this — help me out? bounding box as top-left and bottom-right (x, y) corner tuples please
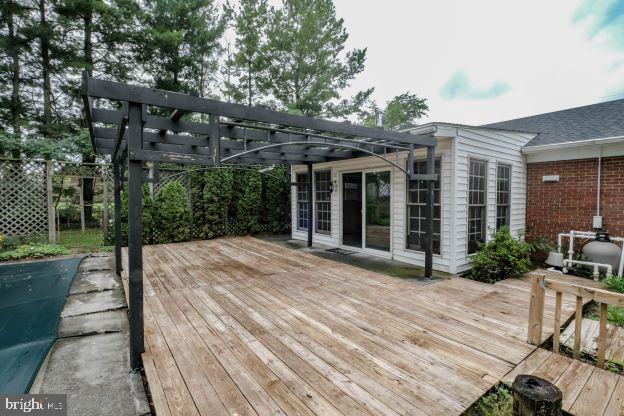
(365, 171), (391, 251)
(342, 172), (362, 247)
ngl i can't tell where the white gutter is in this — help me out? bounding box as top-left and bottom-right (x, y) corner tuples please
(522, 135), (624, 153)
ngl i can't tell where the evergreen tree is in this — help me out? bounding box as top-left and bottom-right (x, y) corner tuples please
(361, 92), (429, 130)
(139, 0), (226, 96)
(262, 0), (371, 117)
(228, 0), (270, 106)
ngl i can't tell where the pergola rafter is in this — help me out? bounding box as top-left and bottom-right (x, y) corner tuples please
(81, 73), (438, 370)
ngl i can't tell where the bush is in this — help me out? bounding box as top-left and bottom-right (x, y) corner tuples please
(604, 274), (624, 294)
(0, 244), (70, 261)
(468, 227), (533, 283)
(153, 180), (191, 243)
(261, 165), (290, 233)
(233, 169), (262, 234)
(202, 168), (233, 238)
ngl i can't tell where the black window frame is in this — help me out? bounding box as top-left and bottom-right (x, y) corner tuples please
(468, 159), (487, 254)
(296, 172), (309, 231)
(496, 163), (511, 230)
(406, 158), (441, 255)
(314, 170), (332, 234)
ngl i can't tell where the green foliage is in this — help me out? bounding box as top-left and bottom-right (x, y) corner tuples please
(467, 386), (513, 416)
(361, 92), (429, 130)
(202, 168), (234, 238)
(261, 165), (290, 233)
(233, 169), (262, 233)
(0, 244), (70, 262)
(153, 181), (191, 243)
(468, 227), (533, 284)
(604, 274), (624, 294)
(607, 306), (624, 326)
(262, 0), (372, 117)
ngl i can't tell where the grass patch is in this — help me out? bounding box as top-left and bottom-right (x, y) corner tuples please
(57, 228), (105, 253)
(0, 244), (70, 261)
(466, 385), (513, 416)
(603, 274), (624, 294)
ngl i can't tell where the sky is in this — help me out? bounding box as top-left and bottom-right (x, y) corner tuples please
(329, 0), (624, 125)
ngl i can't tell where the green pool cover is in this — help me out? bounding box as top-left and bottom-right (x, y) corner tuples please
(0, 257), (81, 393)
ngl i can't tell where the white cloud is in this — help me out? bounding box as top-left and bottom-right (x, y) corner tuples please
(333, 0), (624, 124)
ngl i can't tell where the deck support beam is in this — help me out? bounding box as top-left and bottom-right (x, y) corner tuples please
(113, 160), (122, 277)
(307, 163), (313, 247)
(127, 102), (145, 370)
(424, 145), (435, 279)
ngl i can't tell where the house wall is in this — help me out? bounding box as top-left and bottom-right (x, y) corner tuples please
(526, 156), (624, 241)
(453, 127), (534, 273)
(290, 126), (533, 274)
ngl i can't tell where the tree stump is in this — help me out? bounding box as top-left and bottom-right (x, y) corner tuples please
(512, 375), (562, 416)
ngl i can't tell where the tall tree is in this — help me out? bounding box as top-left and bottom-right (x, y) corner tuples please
(139, 0), (226, 96)
(228, 0), (270, 106)
(261, 0), (371, 117)
(0, 0), (33, 158)
(361, 92), (429, 130)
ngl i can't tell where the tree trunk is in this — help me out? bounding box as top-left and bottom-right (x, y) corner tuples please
(82, 10), (95, 223)
(8, 1), (21, 158)
(512, 375), (562, 416)
(39, 0), (52, 138)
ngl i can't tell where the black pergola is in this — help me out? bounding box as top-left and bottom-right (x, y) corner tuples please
(81, 73), (438, 370)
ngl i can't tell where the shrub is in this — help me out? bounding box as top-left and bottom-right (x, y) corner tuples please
(233, 169), (262, 234)
(261, 165), (290, 233)
(153, 180), (191, 243)
(202, 168), (233, 238)
(0, 244), (70, 261)
(604, 274), (624, 294)
(468, 227), (533, 283)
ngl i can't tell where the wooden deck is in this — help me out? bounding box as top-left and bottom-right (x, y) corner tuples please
(560, 318), (624, 364)
(502, 348), (623, 416)
(122, 237), (602, 416)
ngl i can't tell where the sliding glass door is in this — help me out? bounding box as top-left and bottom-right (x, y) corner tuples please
(365, 171), (391, 251)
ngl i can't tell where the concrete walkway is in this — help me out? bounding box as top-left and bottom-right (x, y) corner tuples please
(30, 253), (150, 416)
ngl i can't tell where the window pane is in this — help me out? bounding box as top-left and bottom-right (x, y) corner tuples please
(314, 170), (332, 233)
(296, 173), (309, 230)
(496, 164), (511, 230)
(468, 160), (487, 254)
(406, 158), (441, 254)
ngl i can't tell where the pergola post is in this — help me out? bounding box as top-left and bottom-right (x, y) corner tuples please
(424, 146), (436, 279)
(127, 102), (145, 370)
(307, 162), (313, 247)
(113, 161), (122, 277)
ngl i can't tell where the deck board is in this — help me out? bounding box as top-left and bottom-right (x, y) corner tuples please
(122, 237), (614, 415)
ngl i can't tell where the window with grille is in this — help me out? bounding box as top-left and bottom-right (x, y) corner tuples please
(496, 164), (511, 230)
(296, 173), (309, 230)
(406, 158), (441, 254)
(315, 170), (331, 233)
(468, 159), (487, 254)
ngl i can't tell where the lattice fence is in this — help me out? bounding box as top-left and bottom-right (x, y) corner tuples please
(0, 159), (47, 237)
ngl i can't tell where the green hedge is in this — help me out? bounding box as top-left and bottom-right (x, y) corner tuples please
(106, 166), (291, 246)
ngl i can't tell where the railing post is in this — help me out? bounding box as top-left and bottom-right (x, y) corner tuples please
(527, 273), (546, 345)
(45, 160), (56, 243)
(573, 296), (583, 359)
(553, 292), (562, 353)
(597, 302), (608, 368)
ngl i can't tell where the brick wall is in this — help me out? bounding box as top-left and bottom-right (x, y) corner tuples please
(526, 156), (624, 242)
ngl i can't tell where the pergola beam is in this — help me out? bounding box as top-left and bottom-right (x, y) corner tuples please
(84, 77), (435, 147)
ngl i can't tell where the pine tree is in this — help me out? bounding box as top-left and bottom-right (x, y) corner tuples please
(361, 92), (429, 130)
(138, 0), (226, 96)
(261, 0), (371, 117)
(229, 0), (270, 106)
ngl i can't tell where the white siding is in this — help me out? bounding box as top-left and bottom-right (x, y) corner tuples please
(290, 124), (533, 274)
(453, 127), (533, 273)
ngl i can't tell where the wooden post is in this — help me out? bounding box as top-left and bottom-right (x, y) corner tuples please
(113, 161), (122, 277)
(513, 375), (562, 416)
(573, 296), (583, 359)
(127, 101), (145, 370)
(45, 160), (56, 243)
(307, 162), (313, 247)
(597, 302), (608, 368)
(553, 292), (562, 353)
(79, 177), (85, 233)
(102, 166), (109, 237)
(527, 273), (546, 345)
(424, 146), (435, 279)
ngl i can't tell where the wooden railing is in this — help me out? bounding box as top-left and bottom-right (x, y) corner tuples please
(527, 273), (624, 368)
